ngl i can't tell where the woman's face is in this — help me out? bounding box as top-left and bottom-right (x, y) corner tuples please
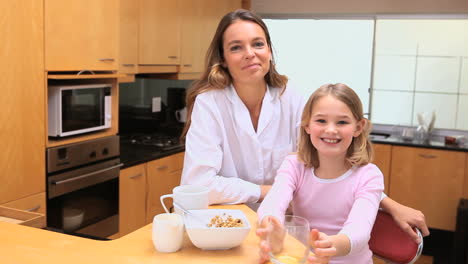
(222, 20), (272, 86)
(305, 95), (364, 160)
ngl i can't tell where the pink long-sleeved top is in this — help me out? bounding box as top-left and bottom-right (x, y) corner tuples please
(257, 154), (384, 264)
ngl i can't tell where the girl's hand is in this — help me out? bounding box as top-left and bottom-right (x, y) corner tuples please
(307, 229), (336, 264)
(255, 216), (285, 263)
(390, 204), (429, 244)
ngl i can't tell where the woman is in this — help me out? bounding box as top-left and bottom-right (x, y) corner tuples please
(180, 9), (429, 244)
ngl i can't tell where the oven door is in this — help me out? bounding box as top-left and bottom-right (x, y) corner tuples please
(59, 84), (111, 137)
(47, 158), (122, 239)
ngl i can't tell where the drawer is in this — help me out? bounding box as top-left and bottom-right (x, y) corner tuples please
(2, 192), (46, 214)
(0, 205), (45, 228)
(148, 152), (184, 173)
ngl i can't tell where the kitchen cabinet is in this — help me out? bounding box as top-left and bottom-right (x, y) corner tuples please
(117, 152), (185, 236)
(119, 0), (138, 74)
(372, 143), (392, 194)
(1, 193), (46, 215)
(139, 0), (181, 67)
(0, 0), (45, 205)
(177, 0), (242, 79)
(464, 152), (468, 199)
(119, 164), (147, 236)
(390, 146), (465, 231)
(146, 152), (185, 223)
(45, 0), (118, 71)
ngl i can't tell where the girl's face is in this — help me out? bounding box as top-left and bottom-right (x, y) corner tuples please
(305, 95), (365, 160)
(222, 20), (272, 86)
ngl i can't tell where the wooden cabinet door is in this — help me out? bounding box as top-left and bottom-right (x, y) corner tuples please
(146, 152), (184, 223)
(464, 152), (468, 199)
(139, 0), (181, 65)
(0, 0), (45, 204)
(45, 0), (118, 71)
(390, 146), (465, 231)
(179, 0), (241, 75)
(119, 164), (147, 236)
(372, 144), (392, 194)
(119, 0), (138, 73)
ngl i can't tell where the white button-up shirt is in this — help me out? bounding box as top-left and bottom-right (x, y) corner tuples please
(181, 84), (305, 205)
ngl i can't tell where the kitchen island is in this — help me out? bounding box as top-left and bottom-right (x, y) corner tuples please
(0, 204), (261, 263)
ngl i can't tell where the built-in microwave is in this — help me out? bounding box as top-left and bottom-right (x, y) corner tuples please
(48, 84), (112, 137)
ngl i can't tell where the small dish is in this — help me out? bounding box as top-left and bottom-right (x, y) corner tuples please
(183, 209), (251, 250)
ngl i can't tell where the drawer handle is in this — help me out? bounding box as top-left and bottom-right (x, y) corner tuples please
(419, 154), (437, 159)
(129, 173), (143, 179)
(168, 56), (178, 59)
(122, 63), (135, 67)
(99, 58), (115, 62)
(157, 165), (168, 170)
(26, 205), (41, 212)
(183, 64), (192, 67)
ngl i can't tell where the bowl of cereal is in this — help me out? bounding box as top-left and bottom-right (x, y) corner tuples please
(183, 209), (251, 250)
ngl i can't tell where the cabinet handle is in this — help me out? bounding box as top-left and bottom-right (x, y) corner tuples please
(26, 205), (41, 212)
(99, 58), (115, 62)
(129, 173), (143, 179)
(122, 63), (135, 67)
(183, 64), (192, 67)
(168, 56), (178, 59)
(157, 165), (168, 170)
(419, 154), (437, 159)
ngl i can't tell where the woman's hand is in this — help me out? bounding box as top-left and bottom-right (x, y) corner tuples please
(307, 229), (336, 264)
(380, 197), (429, 243)
(256, 216), (285, 263)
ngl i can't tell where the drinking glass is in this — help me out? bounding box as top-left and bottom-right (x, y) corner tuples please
(267, 215), (310, 264)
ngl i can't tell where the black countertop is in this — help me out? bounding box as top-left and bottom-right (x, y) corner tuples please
(370, 135), (468, 152)
(120, 142), (185, 169)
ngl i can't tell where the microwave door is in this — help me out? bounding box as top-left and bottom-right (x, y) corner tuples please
(59, 87), (111, 137)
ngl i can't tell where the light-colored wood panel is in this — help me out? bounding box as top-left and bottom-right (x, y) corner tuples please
(2, 193), (46, 215)
(119, 0), (139, 74)
(119, 164), (147, 236)
(45, 0), (118, 71)
(146, 152), (185, 223)
(179, 0), (242, 76)
(372, 143), (392, 194)
(139, 0), (181, 65)
(0, 0), (45, 204)
(464, 152), (468, 198)
(0, 206), (45, 228)
(390, 146), (465, 231)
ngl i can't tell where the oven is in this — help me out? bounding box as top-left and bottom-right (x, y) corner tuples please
(46, 136), (121, 239)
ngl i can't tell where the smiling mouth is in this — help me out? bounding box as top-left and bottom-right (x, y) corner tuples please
(321, 138), (341, 143)
(242, 64), (260, 70)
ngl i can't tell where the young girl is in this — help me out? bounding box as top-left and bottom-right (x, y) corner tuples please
(256, 83), (384, 264)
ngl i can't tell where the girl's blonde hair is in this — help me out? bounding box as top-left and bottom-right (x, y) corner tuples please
(181, 9), (288, 140)
(297, 83), (373, 168)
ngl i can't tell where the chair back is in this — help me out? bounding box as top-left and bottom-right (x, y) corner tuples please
(369, 210), (423, 264)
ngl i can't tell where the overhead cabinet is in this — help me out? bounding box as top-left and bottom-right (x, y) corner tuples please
(45, 0), (118, 71)
(139, 0), (181, 66)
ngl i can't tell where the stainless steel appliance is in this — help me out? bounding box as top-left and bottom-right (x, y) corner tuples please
(121, 133), (184, 151)
(48, 83), (112, 137)
(46, 136), (121, 239)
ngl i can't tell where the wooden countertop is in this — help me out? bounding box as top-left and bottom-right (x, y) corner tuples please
(0, 205), (261, 263)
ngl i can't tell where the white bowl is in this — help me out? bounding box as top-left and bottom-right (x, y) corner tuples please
(63, 208), (84, 232)
(183, 209), (251, 250)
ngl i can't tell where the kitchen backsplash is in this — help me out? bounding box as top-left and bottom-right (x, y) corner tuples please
(119, 78), (192, 134)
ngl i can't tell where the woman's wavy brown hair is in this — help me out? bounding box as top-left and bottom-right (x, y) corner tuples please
(297, 83), (373, 168)
(181, 9), (288, 140)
